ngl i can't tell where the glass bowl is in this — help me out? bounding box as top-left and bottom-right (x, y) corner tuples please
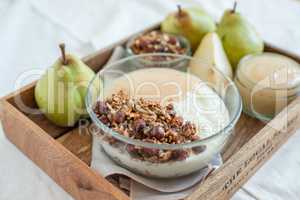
(235, 53), (300, 122)
(86, 54), (242, 178)
(125, 31), (191, 69)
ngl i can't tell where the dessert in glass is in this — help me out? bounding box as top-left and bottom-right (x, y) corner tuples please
(86, 54), (242, 178)
(126, 30), (191, 68)
(235, 52), (300, 121)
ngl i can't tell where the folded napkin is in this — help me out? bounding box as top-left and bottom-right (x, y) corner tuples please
(130, 153), (223, 200)
(130, 154), (222, 200)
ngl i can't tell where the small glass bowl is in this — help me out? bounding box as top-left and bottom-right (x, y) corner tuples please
(125, 31), (191, 69)
(86, 54), (242, 178)
(235, 53), (300, 122)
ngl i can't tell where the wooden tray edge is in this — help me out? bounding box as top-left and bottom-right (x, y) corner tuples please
(187, 97), (300, 200)
(0, 99), (129, 200)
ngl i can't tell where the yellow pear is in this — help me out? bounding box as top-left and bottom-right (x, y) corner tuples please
(217, 3), (264, 68)
(189, 32), (233, 86)
(35, 44), (100, 127)
(161, 6), (216, 51)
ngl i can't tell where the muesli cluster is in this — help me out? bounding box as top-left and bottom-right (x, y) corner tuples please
(94, 90), (205, 163)
(130, 31), (187, 58)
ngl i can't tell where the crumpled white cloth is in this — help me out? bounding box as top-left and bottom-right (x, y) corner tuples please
(1, 0), (300, 200)
(27, 0), (300, 53)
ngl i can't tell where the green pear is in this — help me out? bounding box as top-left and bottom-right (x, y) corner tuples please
(217, 3), (264, 68)
(35, 44), (100, 127)
(189, 32), (233, 82)
(161, 5), (216, 50)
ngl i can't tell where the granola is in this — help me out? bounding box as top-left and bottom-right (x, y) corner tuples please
(94, 90), (204, 162)
(130, 31), (187, 61)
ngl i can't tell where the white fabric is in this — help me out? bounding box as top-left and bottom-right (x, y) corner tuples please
(1, 0), (300, 199)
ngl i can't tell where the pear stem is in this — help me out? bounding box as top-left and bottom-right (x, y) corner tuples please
(231, 1), (237, 13)
(177, 5), (183, 17)
(59, 43), (68, 65)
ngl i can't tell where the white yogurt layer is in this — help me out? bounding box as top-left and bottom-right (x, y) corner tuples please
(173, 85), (230, 139)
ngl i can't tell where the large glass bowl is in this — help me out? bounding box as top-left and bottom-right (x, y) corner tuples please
(86, 54), (242, 178)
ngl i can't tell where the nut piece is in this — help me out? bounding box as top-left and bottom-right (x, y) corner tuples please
(99, 115), (110, 125)
(126, 144), (137, 153)
(134, 119), (146, 134)
(172, 150), (189, 161)
(150, 126), (165, 140)
(159, 151), (172, 162)
(171, 116), (183, 127)
(182, 121), (197, 137)
(140, 147), (159, 157)
(96, 101), (109, 115)
(114, 111), (126, 124)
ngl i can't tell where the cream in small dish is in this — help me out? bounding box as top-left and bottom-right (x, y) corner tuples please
(86, 54), (242, 178)
(235, 52), (300, 121)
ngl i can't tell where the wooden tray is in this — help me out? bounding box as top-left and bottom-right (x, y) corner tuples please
(1, 24), (300, 200)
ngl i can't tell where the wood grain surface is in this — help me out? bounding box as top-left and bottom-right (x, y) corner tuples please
(57, 127), (92, 166)
(222, 114), (265, 161)
(1, 97), (129, 200)
(186, 97), (300, 200)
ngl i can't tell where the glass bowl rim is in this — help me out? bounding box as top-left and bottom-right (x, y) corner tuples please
(86, 53), (242, 150)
